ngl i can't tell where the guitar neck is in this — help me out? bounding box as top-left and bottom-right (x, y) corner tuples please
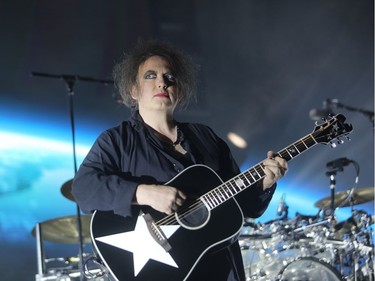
(200, 133), (318, 210)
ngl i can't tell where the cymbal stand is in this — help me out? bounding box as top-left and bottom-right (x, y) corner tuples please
(334, 159), (360, 211)
(65, 75), (85, 281)
(35, 223), (46, 281)
(31, 72), (113, 281)
(326, 169), (340, 218)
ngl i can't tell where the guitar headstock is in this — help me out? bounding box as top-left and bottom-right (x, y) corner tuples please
(312, 114), (353, 146)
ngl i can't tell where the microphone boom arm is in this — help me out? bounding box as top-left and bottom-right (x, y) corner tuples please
(328, 99), (374, 126)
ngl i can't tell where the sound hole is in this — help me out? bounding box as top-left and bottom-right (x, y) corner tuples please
(176, 201), (210, 230)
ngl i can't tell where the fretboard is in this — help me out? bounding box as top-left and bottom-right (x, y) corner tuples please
(200, 133), (318, 210)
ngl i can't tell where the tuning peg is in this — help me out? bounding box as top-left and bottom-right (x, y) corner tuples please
(337, 138), (345, 145)
(346, 136), (351, 141)
(330, 142), (337, 148)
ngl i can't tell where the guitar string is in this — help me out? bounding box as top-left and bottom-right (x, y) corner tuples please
(157, 164), (267, 226)
(156, 134), (317, 226)
(155, 122), (343, 227)
(156, 198), (205, 225)
(157, 179), (247, 226)
(158, 168), (264, 226)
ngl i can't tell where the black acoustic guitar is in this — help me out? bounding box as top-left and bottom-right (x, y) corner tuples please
(90, 114), (352, 281)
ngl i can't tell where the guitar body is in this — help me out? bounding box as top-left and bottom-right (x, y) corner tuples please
(91, 165), (244, 281)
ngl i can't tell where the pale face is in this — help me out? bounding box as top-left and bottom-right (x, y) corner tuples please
(131, 56), (178, 114)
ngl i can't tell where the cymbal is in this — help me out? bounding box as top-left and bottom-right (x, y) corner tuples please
(314, 187), (374, 209)
(61, 179), (75, 202)
(31, 215), (91, 244)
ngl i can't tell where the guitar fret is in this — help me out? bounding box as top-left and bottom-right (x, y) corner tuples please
(201, 195), (210, 208)
(249, 168), (261, 181)
(225, 182), (233, 194)
(200, 196), (213, 210)
(278, 135), (317, 161)
(212, 189), (221, 203)
(231, 178), (244, 195)
(235, 177), (245, 190)
(244, 170), (256, 183)
(215, 188), (226, 202)
(304, 135), (317, 146)
(220, 185), (230, 198)
(299, 139), (308, 149)
(203, 194), (215, 209)
(286, 144), (299, 158)
(221, 185), (231, 200)
(255, 165), (265, 177)
(278, 150), (291, 160)
(295, 141), (307, 153)
(225, 184), (234, 196)
(229, 180), (240, 193)
(211, 191), (220, 205)
(239, 174), (251, 187)
(294, 144), (301, 153)
(283, 148), (293, 159)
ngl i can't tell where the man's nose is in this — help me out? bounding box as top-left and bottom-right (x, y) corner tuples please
(157, 76), (168, 89)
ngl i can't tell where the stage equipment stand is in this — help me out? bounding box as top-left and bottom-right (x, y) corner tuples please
(326, 98), (374, 128)
(35, 223), (46, 280)
(31, 72), (113, 281)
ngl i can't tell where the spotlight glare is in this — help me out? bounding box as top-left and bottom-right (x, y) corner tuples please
(227, 132), (247, 149)
(0, 131), (89, 155)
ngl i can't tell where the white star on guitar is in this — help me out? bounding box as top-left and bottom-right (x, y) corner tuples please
(95, 213), (180, 276)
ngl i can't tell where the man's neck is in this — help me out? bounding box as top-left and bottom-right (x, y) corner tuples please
(139, 109), (176, 136)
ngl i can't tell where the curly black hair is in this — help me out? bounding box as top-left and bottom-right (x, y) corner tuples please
(113, 40), (197, 109)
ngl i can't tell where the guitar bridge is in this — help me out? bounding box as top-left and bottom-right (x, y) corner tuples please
(143, 213), (172, 252)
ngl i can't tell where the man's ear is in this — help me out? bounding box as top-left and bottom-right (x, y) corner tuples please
(130, 85), (138, 100)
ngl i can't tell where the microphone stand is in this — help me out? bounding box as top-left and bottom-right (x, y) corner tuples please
(31, 72), (113, 280)
(328, 99), (374, 128)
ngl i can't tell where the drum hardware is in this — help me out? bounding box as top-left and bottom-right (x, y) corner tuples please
(315, 187), (375, 210)
(332, 209), (374, 280)
(276, 193), (289, 219)
(241, 207), (373, 281)
(82, 255), (108, 280)
(35, 223), (46, 280)
(33, 215), (93, 281)
(293, 217), (333, 233)
(31, 72), (113, 281)
(311, 156), (374, 281)
(240, 157), (373, 281)
(335, 209), (374, 245)
(295, 212), (320, 224)
(34, 253), (109, 281)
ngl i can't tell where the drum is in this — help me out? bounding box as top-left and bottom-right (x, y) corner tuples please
(240, 220), (313, 280)
(277, 257), (343, 281)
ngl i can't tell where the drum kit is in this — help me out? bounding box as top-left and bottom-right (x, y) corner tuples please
(31, 179), (109, 281)
(240, 187), (374, 281)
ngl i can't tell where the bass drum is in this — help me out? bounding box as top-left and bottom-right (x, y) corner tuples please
(277, 257), (343, 281)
